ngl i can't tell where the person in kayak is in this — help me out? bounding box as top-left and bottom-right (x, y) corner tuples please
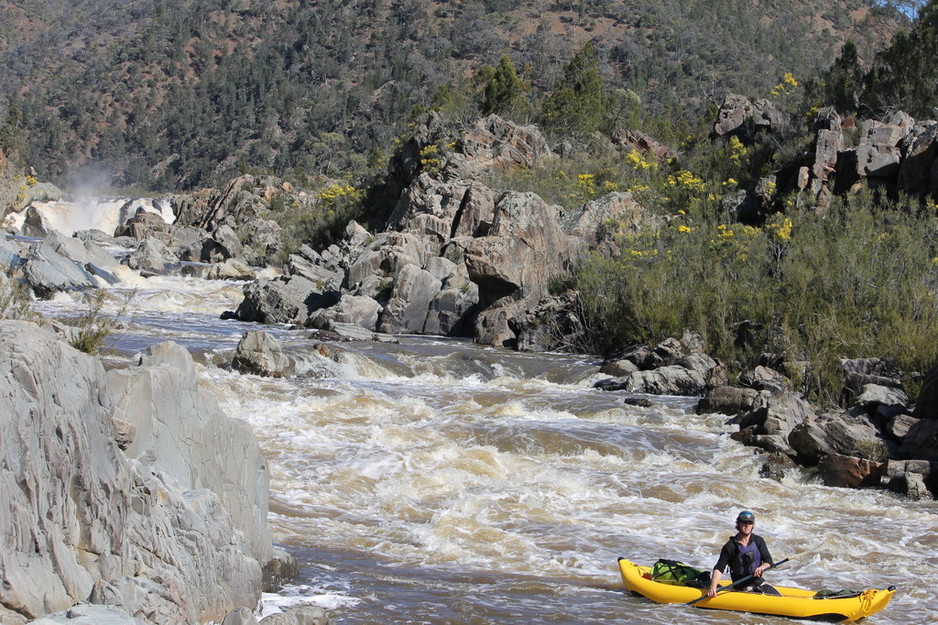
(707, 510), (781, 597)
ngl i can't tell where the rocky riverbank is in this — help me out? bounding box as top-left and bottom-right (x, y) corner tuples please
(0, 319), (322, 625)
(589, 333), (938, 500)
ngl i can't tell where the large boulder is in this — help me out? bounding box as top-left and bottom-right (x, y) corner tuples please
(41, 232), (124, 284)
(232, 330), (294, 378)
(456, 114), (553, 175)
(0, 322), (272, 624)
(21, 236), (99, 297)
(901, 419), (938, 461)
(105, 341), (272, 564)
(377, 263), (442, 334)
(596, 364), (708, 396)
(508, 291), (584, 353)
(817, 453), (885, 488)
(385, 176), (496, 243)
(912, 364), (938, 421)
(466, 192), (574, 306)
(234, 275), (338, 326)
(788, 411), (888, 465)
(697, 385), (762, 415)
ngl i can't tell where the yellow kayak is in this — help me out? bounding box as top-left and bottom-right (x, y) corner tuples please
(618, 558), (895, 622)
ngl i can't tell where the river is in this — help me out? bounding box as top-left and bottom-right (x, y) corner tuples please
(32, 266), (938, 625)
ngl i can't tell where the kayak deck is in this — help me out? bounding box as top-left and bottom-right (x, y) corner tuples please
(618, 558), (895, 622)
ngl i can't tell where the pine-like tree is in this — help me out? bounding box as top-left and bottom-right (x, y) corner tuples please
(863, 0), (938, 117)
(540, 42), (606, 136)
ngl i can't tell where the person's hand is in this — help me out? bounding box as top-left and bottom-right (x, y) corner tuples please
(707, 586), (718, 598)
(754, 564), (768, 577)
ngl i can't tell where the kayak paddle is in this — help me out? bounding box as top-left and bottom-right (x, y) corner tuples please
(687, 557), (791, 606)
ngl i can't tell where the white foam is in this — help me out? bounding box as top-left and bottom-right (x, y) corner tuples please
(9, 197), (175, 237)
(256, 587), (360, 619)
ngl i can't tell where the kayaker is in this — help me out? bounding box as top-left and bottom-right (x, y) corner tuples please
(707, 510), (781, 597)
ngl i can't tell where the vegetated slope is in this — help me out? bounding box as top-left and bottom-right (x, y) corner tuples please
(0, 0), (899, 192)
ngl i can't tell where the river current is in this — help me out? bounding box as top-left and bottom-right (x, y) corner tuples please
(33, 269), (938, 624)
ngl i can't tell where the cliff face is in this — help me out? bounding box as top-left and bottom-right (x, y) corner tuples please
(0, 321), (272, 624)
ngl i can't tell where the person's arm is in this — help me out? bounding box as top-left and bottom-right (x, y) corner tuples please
(707, 568), (723, 597)
(708, 542), (731, 597)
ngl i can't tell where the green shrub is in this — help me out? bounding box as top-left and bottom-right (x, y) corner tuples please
(573, 188), (938, 405)
(67, 289), (133, 356)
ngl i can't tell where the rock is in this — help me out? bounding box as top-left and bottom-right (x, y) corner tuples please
(42, 232), (124, 284)
(21, 236), (99, 297)
(0, 235), (24, 270)
(232, 330), (294, 378)
(898, 122), (938, 195)
(106, 341), (273, 563)
(817, 453), (885, 488)
(788, 411), (888, 465)
(29, 604), (149, 624)
(473, 302), (519, 347)
(284, 246), (344, 290)
(596, 365), (707, 396)
(899, 471), (932, 500)
(696, 386), (761, 415)
(812, 129), (843, 184)
(114, 208), (173, 240)
(235, 276), (337, 326)
(885, 413), (917, 440)
(600, 358), (639, 378)
(856, 119), (907, 178)
(604, 343), (655, 370)
(752, 98), (790, 133)
(262, 547), (299, 592)
(884, 459), (935, 499)
(378, 263), (442, 334)
(735, 390), (814, 441)
(740, 365), (790, 393)
(678, 351), (718, 381)
(613, 129), (675, 161)
(566, 192), (656, 256)
(900, 418), (938, 461)
(466, 191), (574, 312)
(260, 608), (330, 625)
(125, 237), (174, 275)
(457, 114), (553, 174)
(222, 607), (260, 625)
(713, 93), (752, 137)
(310, 294), (382, 331)
(622, 397), (654, 408)
(207, 258), (257, 281)
(386, 176), (496, 243)
(759, 452), (798, 481)
(854, 383), (909, 423)
(508, 291), (585, 352)
(912, 364), (938, 420)
(320, 320), (399, 343)
(0, 322), (272, 623)
(210, 224), (244, 261)
(424, 283), (479, 337)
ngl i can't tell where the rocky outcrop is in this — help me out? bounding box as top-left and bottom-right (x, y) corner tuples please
(594, 333), (724, 396)
(713, 94), (790, 140)
(0, 321), (276, 624)
(228, 114), (624, 348)
(697, 357), (938, 499)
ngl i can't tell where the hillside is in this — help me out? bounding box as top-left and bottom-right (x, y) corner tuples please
(0, 0), (902, 192)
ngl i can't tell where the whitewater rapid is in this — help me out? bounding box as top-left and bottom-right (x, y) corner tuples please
(31, 270), (938, 625)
